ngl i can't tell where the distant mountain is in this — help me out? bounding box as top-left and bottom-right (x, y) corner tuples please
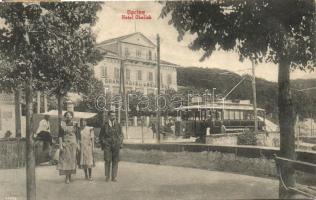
(176, 66), (316, 120)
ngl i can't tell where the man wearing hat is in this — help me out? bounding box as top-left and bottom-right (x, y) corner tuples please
(99, 111), (123, 182)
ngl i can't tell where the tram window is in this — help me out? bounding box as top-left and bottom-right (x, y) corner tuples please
(224, 110), (229, 120)
(229, 110), (234, 120)
(218, 111), (222, 120)
(235, 111), (240, 120)
(215, 111), (219, 120)
(246, 113), (253, 120)
(240, 111), (244, 120)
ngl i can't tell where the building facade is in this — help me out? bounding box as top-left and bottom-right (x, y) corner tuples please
(94, 32), (178, 95)
(0, 92), (16, 137)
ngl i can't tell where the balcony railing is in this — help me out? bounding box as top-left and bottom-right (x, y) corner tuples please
(104, 78), (176, 89)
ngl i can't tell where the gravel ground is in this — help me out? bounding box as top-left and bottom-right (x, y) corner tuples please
(0, 161), (284, 200)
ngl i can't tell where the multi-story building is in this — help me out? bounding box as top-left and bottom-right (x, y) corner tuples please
(0, 92), (16, 137)
(94, 32), (178, 95)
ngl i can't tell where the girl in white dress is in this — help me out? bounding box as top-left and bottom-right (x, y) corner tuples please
(79, 119), (95, 181)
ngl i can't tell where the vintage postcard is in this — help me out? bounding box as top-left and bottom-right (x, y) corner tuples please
(0, 1), (315, 200)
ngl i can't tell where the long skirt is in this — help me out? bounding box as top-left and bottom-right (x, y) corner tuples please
(80, 144), (95, 168)
(57, 142), (77, 175)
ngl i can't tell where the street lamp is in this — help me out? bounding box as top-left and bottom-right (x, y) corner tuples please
(187, 93), (192, 106)
(204, 89), (209, 106)
(212, 88), (216, 110)
(154, 87), (160, 142)
(136, 105), (144, 143)
(126, 93), (138, 139)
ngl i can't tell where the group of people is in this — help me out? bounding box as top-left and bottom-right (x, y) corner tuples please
(35, 111), (123, 184)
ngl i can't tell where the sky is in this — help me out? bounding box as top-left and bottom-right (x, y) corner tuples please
(92, 2), (315, 82)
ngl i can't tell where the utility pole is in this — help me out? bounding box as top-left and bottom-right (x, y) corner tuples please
(156, 34), (161, 143)
(103, 87), (109, 124)
(120, 45), (127, 139)
(212, 88), (216, 111)
(43, 93), (48, 113)
(311, 112), (313, 136)
(251, 59), (258, 132)
(118, 42), (123, 123)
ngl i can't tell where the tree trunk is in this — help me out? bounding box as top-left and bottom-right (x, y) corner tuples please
(43, 93), (48, 113)
(57, 95), (64, 136)
(278, 57), (296, 199)
(14, 88), (22, 138)
(25, 76), (36, 200)
(36, 91), (41, 114)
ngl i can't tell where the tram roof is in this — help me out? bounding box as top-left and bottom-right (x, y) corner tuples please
(175, 105), (265, 111)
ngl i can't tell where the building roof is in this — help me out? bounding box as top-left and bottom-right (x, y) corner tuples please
(97, 32), (156, 47)
(160, 59), (178, 66)
(97, 32), (138, 46)
(96, 32), (178, 67)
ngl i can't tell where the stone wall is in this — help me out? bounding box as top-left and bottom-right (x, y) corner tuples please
(206, 134), (238, 145)
(120, 149), (277, 178)
(206, 132), (280, 147)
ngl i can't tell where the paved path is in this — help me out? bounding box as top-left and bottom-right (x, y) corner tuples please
(0, 161), (281, 200)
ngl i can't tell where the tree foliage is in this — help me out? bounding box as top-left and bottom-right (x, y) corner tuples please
(0, 2), (103, 96)
(161, 1), (315, 193)
(161, 0), (315, 69)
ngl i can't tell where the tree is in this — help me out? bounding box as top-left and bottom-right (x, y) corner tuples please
(76, 77), (105, 127)
(32, 2), (103, 137)
(0, 2), (102, 200)
(0, 3), (44, 199)
(161, 0), (315, 198)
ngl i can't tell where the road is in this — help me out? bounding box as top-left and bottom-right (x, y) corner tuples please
(0, 161), (281, 200)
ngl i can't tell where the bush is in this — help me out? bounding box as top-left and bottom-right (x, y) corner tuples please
(237, 131), (257, 145)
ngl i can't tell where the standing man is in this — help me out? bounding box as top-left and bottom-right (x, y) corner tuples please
(99, 111), (123, 182)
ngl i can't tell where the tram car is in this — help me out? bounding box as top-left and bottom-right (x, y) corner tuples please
(175, 100), (266, 142)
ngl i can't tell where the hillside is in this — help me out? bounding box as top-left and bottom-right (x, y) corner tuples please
(177, 66), (316, 119)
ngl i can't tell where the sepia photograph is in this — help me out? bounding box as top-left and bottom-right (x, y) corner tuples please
(0, 1), (315, 200)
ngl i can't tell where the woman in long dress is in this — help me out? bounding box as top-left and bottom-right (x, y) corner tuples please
(57, 111), (79, 184)
(79, 119), (95, 180)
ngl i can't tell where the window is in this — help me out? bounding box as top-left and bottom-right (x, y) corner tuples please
(125, 47), (130, 57)
(160, 76), (163, 85)
(235, 111), (240, 120)
(126, 68), (130, 80)
(229, 110), (235, 120)
(101, 65), (107, 77)
(114, 68), (120, 79)
(136, 49), (142, 57)
(148, 50), (152, 60)
(137, 70), (142, 81)
(224, 110), (229, 120)
(240, 111), (244, 119)
(167, 74), (172, 85)
(148, 72), (153, 82)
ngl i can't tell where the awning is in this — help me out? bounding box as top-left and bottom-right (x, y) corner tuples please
(42, 110), (97, 119)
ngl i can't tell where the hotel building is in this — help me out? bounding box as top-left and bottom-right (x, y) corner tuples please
(94, 32), (178, 95)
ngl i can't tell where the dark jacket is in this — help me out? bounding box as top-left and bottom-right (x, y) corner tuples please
(99, 120), (123, 149)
